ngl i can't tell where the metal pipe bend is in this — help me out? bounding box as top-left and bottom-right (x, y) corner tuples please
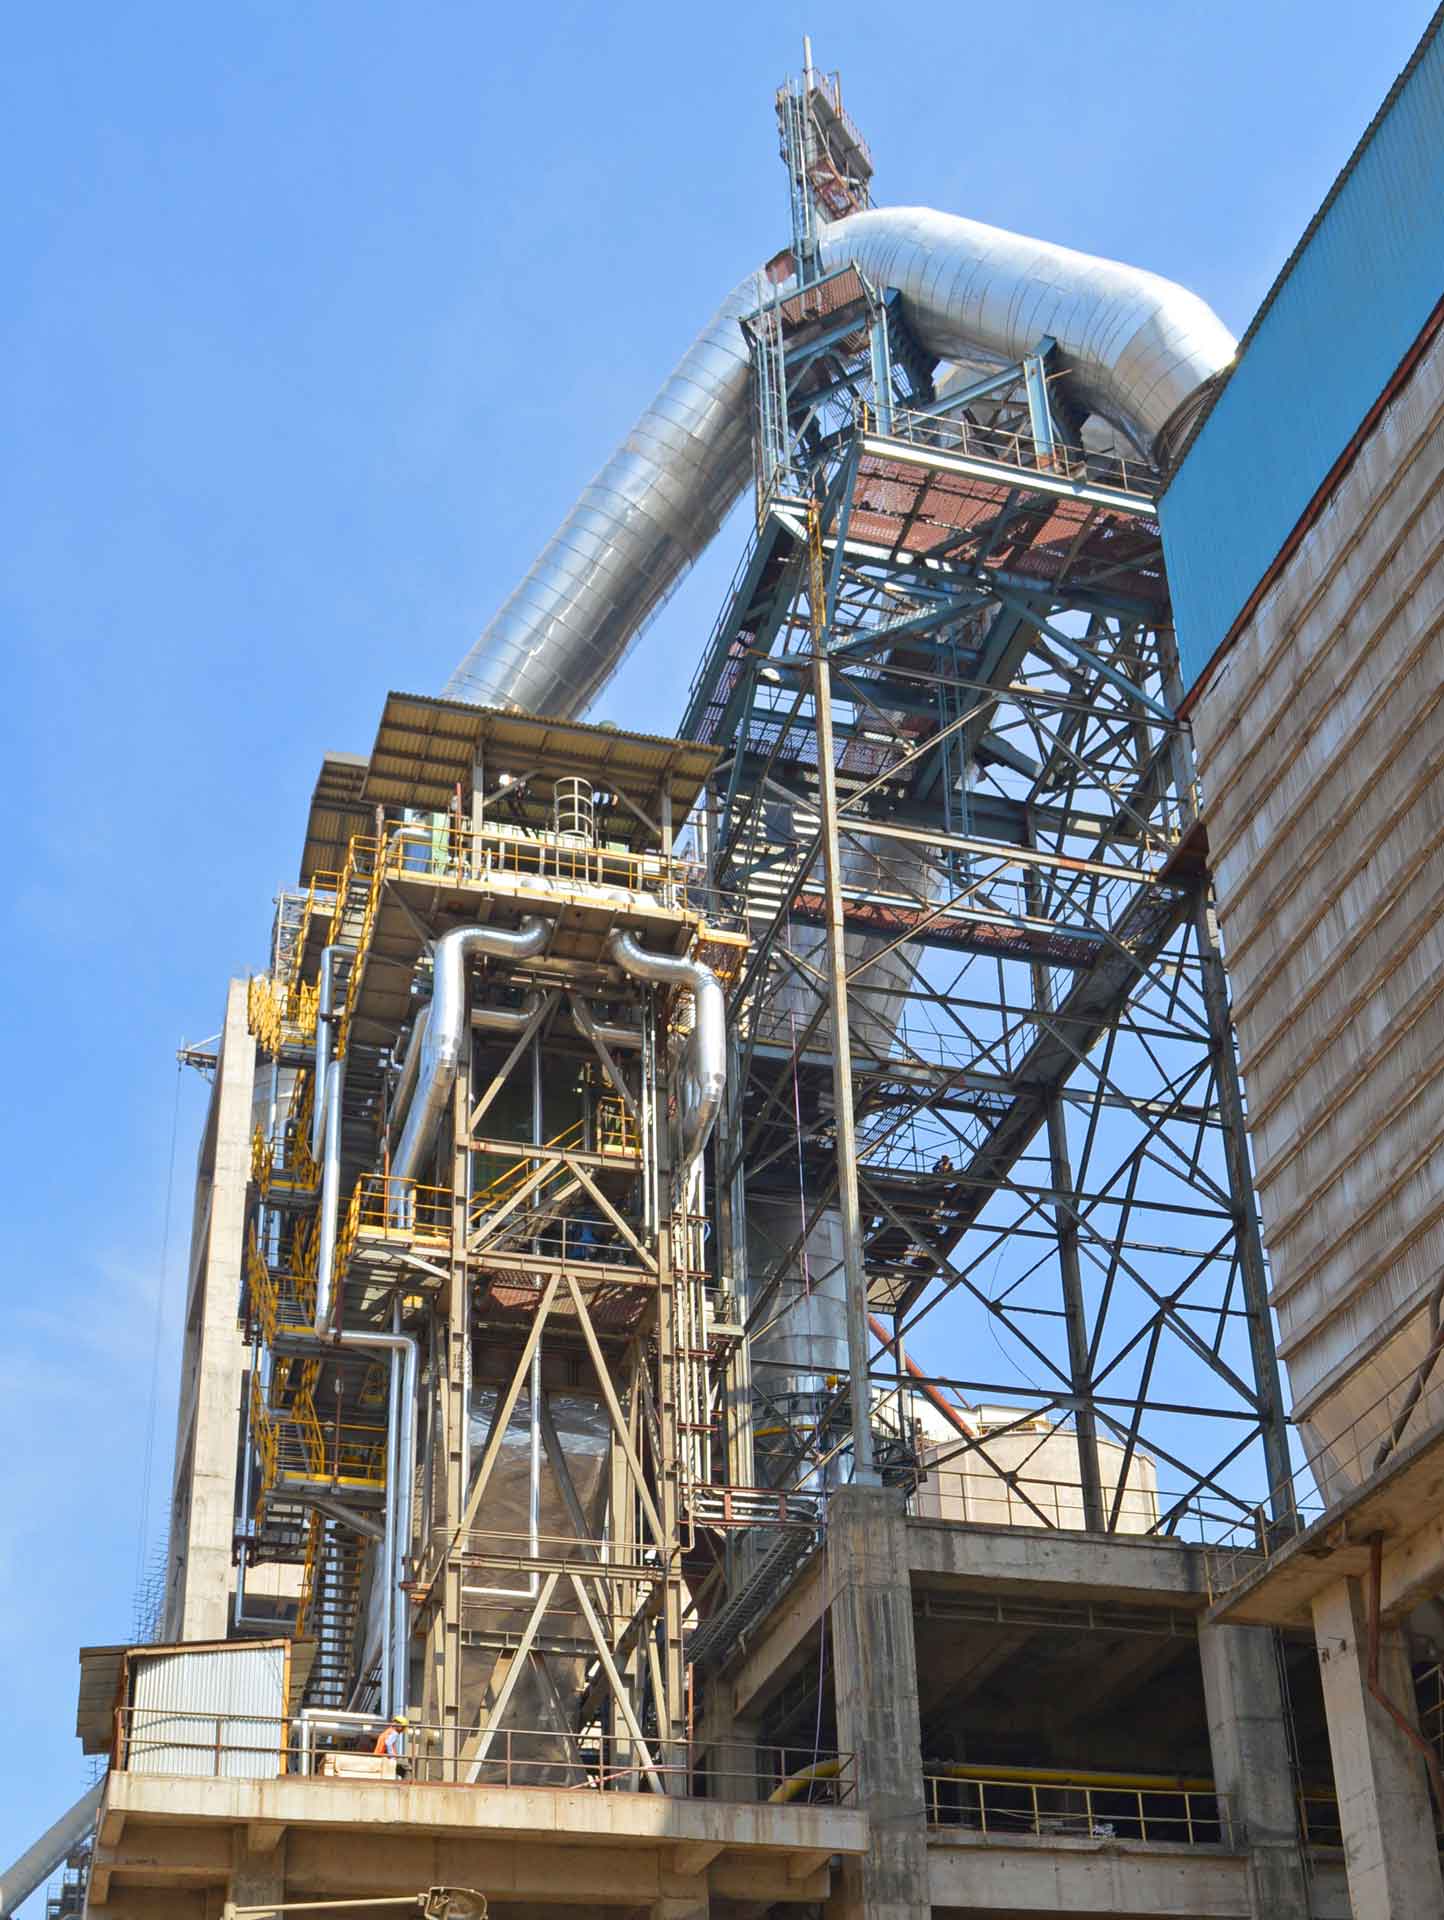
(391, 918), (551, 1187)
(607, 931), (725, 1170)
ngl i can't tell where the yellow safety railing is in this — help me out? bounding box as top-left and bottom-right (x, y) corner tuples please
(247, 972), (318, 1052)
(294, 1510), (323, 1639)
(249, 1374), (278, 1507)
(251, 1124), (273, 1197)
(247, 1226), (279, 1346)
(923, 1767), (1229, 1846)
(333, 838), (384, 1058)
(291, 1214), (319, 1321)
(596, 1096), (639, 1156)
(337, 1175), (451, 1274)
(470, 1117), (587, 1227)
(286, 874), (340, 997)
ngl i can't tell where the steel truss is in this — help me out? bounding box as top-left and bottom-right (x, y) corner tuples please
(688, 277), (1291, 1539)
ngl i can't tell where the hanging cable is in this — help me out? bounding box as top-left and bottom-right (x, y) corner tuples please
(132, 1058), (184, 1634)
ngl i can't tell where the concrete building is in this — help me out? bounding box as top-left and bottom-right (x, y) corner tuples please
(12, 26), (1444, 1920)
(1162, 9), (1444, 1915)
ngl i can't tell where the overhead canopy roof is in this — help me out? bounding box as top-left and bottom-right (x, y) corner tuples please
(298, 693), (720, 882)
(299, 752), (371, 884)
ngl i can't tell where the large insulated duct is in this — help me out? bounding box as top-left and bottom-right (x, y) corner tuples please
(443, 205), (1235, 715)
(0, 1781), (103, 1920)
(608, 932), (725, 1169)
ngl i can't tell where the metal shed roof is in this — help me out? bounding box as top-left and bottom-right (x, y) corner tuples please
(365, 692), (719, 812)
(299, 752), (371, 883)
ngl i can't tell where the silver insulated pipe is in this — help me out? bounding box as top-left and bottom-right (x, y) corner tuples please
(390, 918), (552, 1186)
(443, 204), (1234, 713)
(608, 932), (725, 1170)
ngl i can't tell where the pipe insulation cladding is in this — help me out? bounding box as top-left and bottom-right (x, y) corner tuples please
(443, 205), (1235, 718)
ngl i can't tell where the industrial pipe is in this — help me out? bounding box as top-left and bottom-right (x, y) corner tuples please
(0, 1781), (104, 1919)
(338, 1327), (419, 1717)
(311, 946), (346, 1160)
(607, 933), (725, 1170)
(313, 1053), (345, 1336)
(389, 1003), (432, 1147)
(391, 920), (551, 1187)
(443, 207), (1234, 716)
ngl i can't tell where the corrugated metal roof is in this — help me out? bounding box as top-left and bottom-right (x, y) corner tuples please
(1161, 5), (1444, 692)
(298, 696), (719, 882)
(299, 751), (371, 883)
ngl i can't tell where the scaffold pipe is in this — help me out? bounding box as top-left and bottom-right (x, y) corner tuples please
(391, 919), (551, 1188)
(443, 205), (1233, 717)
(607, 932), (724, 1169)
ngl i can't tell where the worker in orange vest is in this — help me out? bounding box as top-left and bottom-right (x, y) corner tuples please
(373, 1713), (409, 1764)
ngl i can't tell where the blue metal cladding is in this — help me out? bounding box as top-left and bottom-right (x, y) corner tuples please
(1161, 20), (1444, 694)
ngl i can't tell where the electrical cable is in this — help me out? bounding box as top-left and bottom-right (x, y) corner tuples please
(131, 1059), (184, 1635)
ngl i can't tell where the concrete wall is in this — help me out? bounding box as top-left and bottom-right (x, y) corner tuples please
(1186, 316), (1444, 1488)
(163, 980), (255, 1641)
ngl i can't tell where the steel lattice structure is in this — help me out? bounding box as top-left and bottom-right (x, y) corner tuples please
(685, 261), (1292, 1540)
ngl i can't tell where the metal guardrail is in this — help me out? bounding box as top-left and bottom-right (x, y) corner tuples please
(873, 406), (1159, 502)
(924, 1770), (1229, 1846)
(112, 1709), (855, 1803)
(1202, 1360), (1444, 1605)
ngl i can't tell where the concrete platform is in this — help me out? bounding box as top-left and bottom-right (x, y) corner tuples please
(926, 1829), (1350, 1916)
(88, 1769), (867, 1917)
(1206, 1419), (1444, 1628)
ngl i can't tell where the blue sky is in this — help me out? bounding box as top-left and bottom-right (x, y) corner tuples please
(1, 0), (1435, 1887)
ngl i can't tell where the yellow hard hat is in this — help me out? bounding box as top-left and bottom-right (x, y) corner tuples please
(393, 1713), (410, 1728)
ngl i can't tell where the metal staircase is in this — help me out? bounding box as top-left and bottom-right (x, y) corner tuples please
(306, 1522), (367, 1708)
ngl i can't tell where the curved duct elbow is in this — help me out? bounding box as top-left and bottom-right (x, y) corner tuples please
(443, 205), (1233, 715)
(607, 932), (724, 1171)
(817, 207), (1235, 462)
(391, 919), (551, 1186)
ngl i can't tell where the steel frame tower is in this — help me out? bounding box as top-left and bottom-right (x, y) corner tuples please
(686, 249), (1293, 1542)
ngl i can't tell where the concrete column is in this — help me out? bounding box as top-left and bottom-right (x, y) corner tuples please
(825, 1485), (928, 1920)
(1198, 1622), (1309, 1918)
(165, 978), (256, 1641)
(1312, 1573), (1444, 1920)
(697, 1692), (762, 1803)
(228, 1828), (285, 1917)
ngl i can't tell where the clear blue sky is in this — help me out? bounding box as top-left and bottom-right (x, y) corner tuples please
(1, 0), (1433, 1886)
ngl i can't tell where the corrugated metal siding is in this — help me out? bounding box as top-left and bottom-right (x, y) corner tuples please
(127, 1643), (287, 1779)
(1188, 318), (1444, 1493)
(1161, 19), (1444, 693)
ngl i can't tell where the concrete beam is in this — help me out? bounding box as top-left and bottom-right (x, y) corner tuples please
(672, 1842), (723, 1875)
(927, 1833), (1254, 1915)
(97, 1810), (125, 1848)
(245, 1822), (286, 1854)
(101, 1771), (866, 1863)
(1207, 1420), (1444, 1629)
(786, 1849), (833, 1882)
(908, 1519), (1209, 1606)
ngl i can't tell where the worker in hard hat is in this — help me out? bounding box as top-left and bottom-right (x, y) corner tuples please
(373, 1713), (410, 1768)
